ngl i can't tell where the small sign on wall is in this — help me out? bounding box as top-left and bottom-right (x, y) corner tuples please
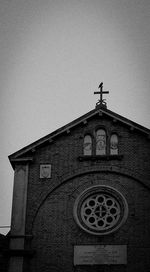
(74, 245), (127, 265)
(40, 164), (51, 178)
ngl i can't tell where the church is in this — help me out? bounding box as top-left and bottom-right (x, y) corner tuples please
(8, 84), (150, 272)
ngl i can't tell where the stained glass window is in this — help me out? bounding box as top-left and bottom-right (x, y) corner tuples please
(96, 129), (106, 155)
(83, 135), (92, 155)
(110, 134), (118, 155)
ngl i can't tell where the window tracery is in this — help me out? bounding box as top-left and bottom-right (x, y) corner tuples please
(74, 185), (128, 235)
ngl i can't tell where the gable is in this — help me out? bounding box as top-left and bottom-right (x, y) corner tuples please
(9, 107), (150, 169)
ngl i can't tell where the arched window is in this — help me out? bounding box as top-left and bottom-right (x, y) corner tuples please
(83, 135), (92, 155)
(110, 134), (118, 155)
(96, 129), (106, 155)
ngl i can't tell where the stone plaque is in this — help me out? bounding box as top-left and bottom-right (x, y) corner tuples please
(40, 164), (51, 178)
(74, 245), (127, 265)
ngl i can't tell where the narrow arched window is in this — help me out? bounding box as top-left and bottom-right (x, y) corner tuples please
(96, 129), (106, 155)
(83, 135), (92, 155)
(110, 134), (118, 155)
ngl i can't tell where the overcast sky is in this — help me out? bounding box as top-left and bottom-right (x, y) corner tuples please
(0, 0), (150, 234)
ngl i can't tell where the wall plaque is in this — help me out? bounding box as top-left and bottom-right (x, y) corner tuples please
(40, 164), (51, 178)
(74, 245), (127, 265)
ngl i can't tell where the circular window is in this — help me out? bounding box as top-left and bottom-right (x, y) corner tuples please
(73, 185), (128, 235)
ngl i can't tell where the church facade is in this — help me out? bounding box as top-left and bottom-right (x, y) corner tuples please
(8, 99), (150, 272)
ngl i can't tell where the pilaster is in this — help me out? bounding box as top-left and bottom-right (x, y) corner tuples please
(8, 164), (29, 272)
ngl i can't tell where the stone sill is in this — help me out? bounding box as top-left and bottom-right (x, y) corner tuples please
(78, 155), (123, 161)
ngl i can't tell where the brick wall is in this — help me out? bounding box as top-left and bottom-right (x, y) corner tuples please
(24, 116), (150, 272)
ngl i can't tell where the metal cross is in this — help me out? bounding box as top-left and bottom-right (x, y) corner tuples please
(94, 82), (109, 106)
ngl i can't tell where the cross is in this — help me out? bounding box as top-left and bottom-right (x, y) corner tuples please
(94, 82), (109, 107)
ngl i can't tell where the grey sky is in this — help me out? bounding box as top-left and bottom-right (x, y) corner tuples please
(0, 0), (150, 233)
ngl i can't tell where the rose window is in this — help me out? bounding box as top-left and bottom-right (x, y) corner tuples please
(74, 185), (128, 235)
